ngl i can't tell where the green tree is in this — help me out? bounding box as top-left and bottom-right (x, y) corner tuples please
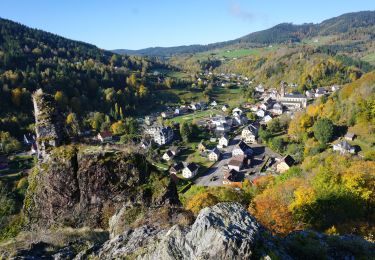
(313, 118), (334, 144)
(180, 122), (192, 143)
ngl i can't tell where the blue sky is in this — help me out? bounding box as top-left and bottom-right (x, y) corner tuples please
(1, 0), (374, 50)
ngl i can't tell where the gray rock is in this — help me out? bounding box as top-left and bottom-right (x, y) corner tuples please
(93, 202), (262, 259)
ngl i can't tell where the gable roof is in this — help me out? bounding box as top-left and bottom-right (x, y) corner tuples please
(282, 155), (295, 166)
(185, 162), (199, 172)
(210, 147), (221, 156)
(235, 141), (251, 152)
(170, 162), (184, 172)
(99, 131), (112, 138)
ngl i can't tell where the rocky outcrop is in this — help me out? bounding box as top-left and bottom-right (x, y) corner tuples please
(32, 89), (68, 160)
(4, 203), (375, 259)
(91, 203), (276, 259)
(24, 145), (179, 229)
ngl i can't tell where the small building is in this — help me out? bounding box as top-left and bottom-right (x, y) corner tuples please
(210, 100), (218, 107)
(161, 111), (174, 119)
(30, 143), (37, 155)
(315, 87), (327, 98)
(169, 162), (184, 175)
(232, 107), (243, 117)
(228, 156), (245, 172)
(216, 123), (230, 133)
(333, 140), (356, 154)
(255, 84), (265, 93)
(305, 90), (314, 98)
(276, 155), (295, 173)
(223, 169), (243, 188)
(232, 141), (253, 157)
(272, 102), (283, 115)
(263, 115), (273, 123)
(241, 124), (258, 144)
(162, 150), (175, 161)
(140, 139), (152, 149)
(208, 147), (221, 162)
(97, 131), (112, 142)
(256, 109), (265, 118)
(182, 163), (199, 178)
(218, 134), (229, 148)
(222, 104), (229, 112)
(233, 115), (248, 126)
(344, 132), (356, 141)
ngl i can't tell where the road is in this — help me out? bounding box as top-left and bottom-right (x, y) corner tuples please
(194, 137), (282, 187)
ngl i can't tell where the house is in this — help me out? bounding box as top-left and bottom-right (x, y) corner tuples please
(210, 100), (218, 107)
(216, 123), (230, 133)
(315, 87), (327, 98)
(250, 105), (258, 112)
(228, 155), (245, 172)
(97, 131), (112, 142)
(233, 115), (248, 126)
(182, 163), (199, 178)
(263, 115), (273, 124)
(218, 134), (229, 148)
(232, 107), (243, 117)
(232, 141), (253, 157)
(222, 104), (229, 112)
(30, 143), (37, 155)
(305, 90), (314, 98)
(260, 99), (274, 111)
(272, 102), (283, 115)
(276, 155), (295, 173)
(223, 169), (243, 187)
(144, 116), (155, 126)
(198, 141), (208, 153)
(242, 124), (258, 143)
(255, 84), (265, 93)
(331, 85), (340, 92)
(140, 139), (152, 149)
(208, 147), (221, 161)
(161, 111), (174, 119)
(344, 132), (356, 141)
(169, 162), (184, 175)
(189, 103), (201, 111)
(162, 150), (175, 161)
(256, 109), (265, 118)
(153, 127), (174, 146)
(0, 156), (9, 170)
(333, 140), (355, 154)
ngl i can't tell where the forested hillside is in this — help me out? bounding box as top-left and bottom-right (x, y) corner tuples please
(116, 11), (375, 57)
(0, 18), (177, 138)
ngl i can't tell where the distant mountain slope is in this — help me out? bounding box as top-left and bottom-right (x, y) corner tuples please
(114, 10), (375, 57)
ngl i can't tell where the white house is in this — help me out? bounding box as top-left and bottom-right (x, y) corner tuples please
(208, 148), (221, 161)
(272, 102), (283, 115)
(228, 156), (244, 172)
(232, 107), (243, 117)
(256, 109), (265, 118)
(222, 104), (229, 112)
(333, 140), (355, 154)
(241, 124), (258, 143)
(315, 87), (327, 98)
(263, 115), (273, 123)
(218, 135), (229, 148)
(210, 100), (218, 107)
(162, 150), (175, 161)
(305, 90), (314, 98)
(232, 141), (252, 157)
(182, 163), (199, 178)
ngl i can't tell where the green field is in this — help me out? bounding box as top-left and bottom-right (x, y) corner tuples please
(362, 53), (375, 65)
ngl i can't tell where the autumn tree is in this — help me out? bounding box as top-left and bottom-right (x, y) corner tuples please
(186, 192), (219, 215)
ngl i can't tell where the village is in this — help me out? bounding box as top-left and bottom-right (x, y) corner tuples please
(122, 72), (356, 189)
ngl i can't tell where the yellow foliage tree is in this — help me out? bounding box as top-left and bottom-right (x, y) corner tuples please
(186, 192), (219, 215)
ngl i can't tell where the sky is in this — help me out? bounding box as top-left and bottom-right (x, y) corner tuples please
(1, 0), (374, 50)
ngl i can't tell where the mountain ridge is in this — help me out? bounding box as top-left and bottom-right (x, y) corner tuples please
(114, 10), (375, 57)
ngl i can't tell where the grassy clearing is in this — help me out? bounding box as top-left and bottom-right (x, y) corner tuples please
(362, 53), (375, 65)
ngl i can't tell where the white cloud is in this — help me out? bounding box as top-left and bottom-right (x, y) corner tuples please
(229, 1), (255, 21)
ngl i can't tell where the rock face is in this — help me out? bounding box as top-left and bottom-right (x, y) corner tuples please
(93, 203), (265, 259)
(24, 145), (179, 229)
(32, 89), (68, 160)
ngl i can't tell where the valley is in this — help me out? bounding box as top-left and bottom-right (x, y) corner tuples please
(0, 8), (374, 259)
